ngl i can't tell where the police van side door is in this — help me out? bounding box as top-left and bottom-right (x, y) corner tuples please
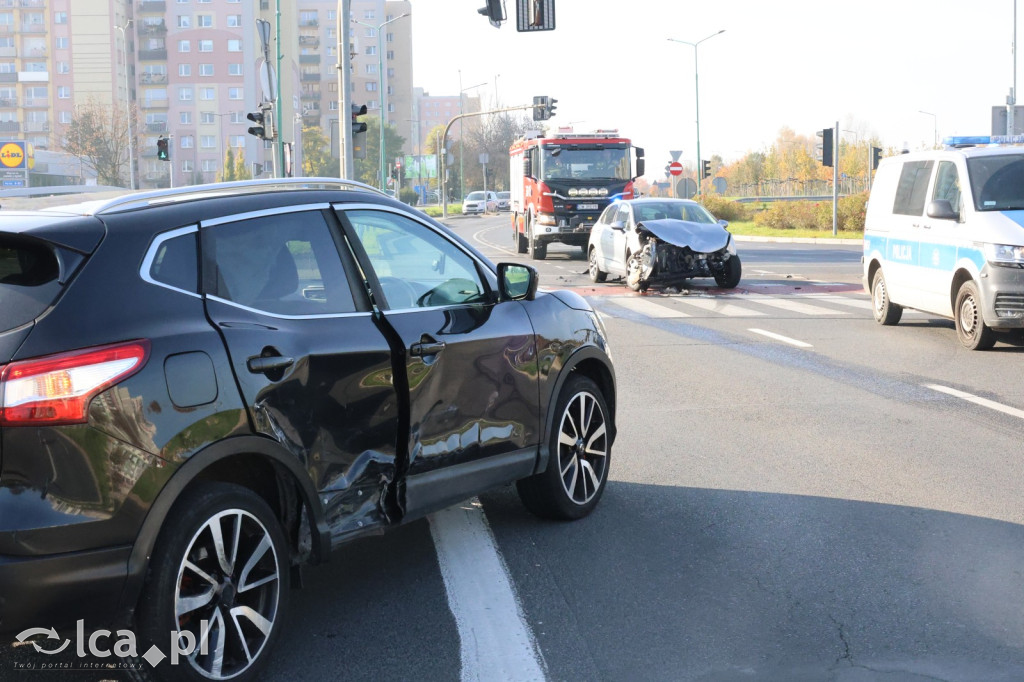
(885, 159), (934, 310)
(916, 160), (966, 316)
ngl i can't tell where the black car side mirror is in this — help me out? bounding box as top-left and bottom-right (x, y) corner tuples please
(926, 199), (960, 221)
(497, 263), (538, 302)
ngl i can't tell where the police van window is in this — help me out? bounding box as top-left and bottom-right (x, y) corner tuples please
(892, 160), (934, 216)
(967, 154), (1024, 211)
(931, 161), (962, 214)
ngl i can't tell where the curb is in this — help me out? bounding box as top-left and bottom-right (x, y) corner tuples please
(732, 235), (862, 245)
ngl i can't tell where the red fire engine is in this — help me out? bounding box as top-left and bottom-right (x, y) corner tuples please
(509, 128), (644, 260)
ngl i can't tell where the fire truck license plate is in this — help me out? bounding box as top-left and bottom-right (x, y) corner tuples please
(578, 203), (599, 210)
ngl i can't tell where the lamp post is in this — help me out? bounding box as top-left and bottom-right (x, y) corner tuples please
(918, 110), (937, 147)
(668, 29), (725, 197)
(458, 72), (487, 202)
(114, 20), (134, 190)
(355, 12), (410, 190)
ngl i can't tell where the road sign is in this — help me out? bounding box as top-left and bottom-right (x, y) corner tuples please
(668, 161), (684, 176)
(669, 150), (683, 162)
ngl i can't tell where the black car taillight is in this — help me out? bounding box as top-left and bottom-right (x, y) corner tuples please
(0, 340), (150, 426)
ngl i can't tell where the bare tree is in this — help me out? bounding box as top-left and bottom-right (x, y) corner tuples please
(465, 112), (534, 191)
(61, 98), (133, 187)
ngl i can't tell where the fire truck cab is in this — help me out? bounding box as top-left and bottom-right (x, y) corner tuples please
(510, 129), (644, 260)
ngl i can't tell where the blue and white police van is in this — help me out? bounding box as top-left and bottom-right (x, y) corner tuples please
(863, 136), (1024, 350)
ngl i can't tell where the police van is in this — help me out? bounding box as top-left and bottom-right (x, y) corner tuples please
(863, 136), (1024, 350)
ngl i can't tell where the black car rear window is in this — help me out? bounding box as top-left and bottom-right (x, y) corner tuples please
(0, 237), (62, 332)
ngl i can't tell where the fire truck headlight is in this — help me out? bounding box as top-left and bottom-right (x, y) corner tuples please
(536, 213), (557, 226)
(568, 188), (579, 197)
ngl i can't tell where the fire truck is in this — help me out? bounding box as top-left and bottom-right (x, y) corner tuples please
(509, 128), (645, 260)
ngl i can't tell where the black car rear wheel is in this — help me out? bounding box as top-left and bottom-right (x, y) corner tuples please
(134, 483), (289, 682)
(517, 374), (611, 520)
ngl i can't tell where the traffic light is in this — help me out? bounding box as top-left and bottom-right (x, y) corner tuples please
(701, 159), (711, 180)
(247, 103), (275, 141)
(532, 95), (556, 121)
(871, 146), (882, 170)
(817, 127), (834, 167)
(157, 137), (169, 162)
(351, 104), (368, 160)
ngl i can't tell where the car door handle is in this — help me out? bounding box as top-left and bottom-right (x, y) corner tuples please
(247, 355), (295, 374)
(410, 340), (446, 357)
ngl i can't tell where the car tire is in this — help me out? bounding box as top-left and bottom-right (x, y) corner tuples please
(625, 251), (647, 292)
(588, 247), (607, 283)
(714, 254), (742, 288)
(955, 280), (996, 350)
(133, 482), (290, 682)
(516, 374), (612, 520)
(871, 269), (903, 326)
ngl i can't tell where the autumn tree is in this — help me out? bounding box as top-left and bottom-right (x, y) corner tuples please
(220, 146), (237, 182)
(302, 125), (339, 177)
(353, 116), (406, 188)
(61, 98), (135, 187)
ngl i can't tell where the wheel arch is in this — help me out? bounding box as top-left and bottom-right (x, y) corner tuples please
(536, 348), (616, 475)
(950, 266), (977, 312)
(117, 435), (329, 625)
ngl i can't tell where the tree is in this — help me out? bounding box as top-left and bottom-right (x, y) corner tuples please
(353, 116), (406, 188)
(220, 146), (237, 182)
(61, 98), (135, 187)
(302, 125), (339, 177)
(234, 147), (252, 180)
(465, 112), (534, 192)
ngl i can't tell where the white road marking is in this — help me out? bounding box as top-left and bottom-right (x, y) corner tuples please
(806, 294), (873, 311)
(748, 328), (813, 348)
(607, 297), (691, 318)
(429, 500), (547, 682)
(746, 294), (849, 316)
(472, 225), (517, 257)
(924, 384), (1024, 421)
(673, 297), (767, 317)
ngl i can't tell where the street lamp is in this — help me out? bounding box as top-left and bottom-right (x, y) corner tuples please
(667, 29), (725, 197)
(918, 110), (937, 147)
(114, 19), (134, 190)
(355, 12), (410, 190)
(458, 72), (487, 201)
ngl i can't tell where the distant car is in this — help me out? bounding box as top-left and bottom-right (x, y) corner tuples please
(496, 191), (511, 211)
(462, 190), (498, 214)
(587, 197), (741, 292)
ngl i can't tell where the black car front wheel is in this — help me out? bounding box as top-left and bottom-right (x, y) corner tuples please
(517, 374), (612, 520)
(134, 483), (290, 682)
(714, 254), (742, 288)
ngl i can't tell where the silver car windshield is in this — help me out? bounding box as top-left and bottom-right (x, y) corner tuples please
(632, 202), (716, 224)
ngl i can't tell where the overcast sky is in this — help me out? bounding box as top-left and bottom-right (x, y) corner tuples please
(410, 0), (1021, 176)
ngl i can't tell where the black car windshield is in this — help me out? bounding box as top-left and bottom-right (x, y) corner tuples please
(967, 154), (1024, 211)
(542, 145), (630, 181)
(632, 201), (716, 224)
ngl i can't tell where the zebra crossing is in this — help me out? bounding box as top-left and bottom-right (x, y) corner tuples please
(597, 292), (924, 320)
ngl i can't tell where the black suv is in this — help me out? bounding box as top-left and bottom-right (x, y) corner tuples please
(0, 180), (615, 680)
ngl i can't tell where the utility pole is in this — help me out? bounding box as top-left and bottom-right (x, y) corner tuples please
(275, 0), (285, 178)
(337, 0), (353, 178)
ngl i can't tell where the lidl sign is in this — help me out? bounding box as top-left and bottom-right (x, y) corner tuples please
(0, 142), (26, 169)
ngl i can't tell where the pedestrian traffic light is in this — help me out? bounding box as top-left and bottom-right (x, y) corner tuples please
(817, 127), (834, 167)
(351, 104), (368, 160)
(532, 95), (556, 121)
(871, 146), (882, 170)
(701, 159), (711, 180)
(157, 137), (169, 162)
(247, 103), (274, 141)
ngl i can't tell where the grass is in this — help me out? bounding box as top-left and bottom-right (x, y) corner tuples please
(726, 220), (863, 240)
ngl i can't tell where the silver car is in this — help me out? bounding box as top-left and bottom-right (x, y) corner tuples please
(462, 190), (498, 214)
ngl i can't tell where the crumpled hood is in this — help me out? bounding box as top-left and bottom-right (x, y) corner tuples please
(636, 218), (730, 253)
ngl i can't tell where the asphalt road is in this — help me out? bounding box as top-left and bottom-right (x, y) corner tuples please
(6, 213), (1024, 682)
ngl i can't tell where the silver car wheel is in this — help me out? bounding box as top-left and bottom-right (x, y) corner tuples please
(556, 390), (609, 505)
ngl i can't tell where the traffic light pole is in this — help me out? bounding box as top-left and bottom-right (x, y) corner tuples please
(832, 119), (838, 236)
(440, 101), (540, 218)
(337, 0), (353, 178)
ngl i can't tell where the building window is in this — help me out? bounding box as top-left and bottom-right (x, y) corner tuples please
(202, 159), (218, 172)
(228, 63), (242, 76)
(58, 111), (72, 124)
(57, 86), (70, 99)
(200, 135), (215, 148)
(227, 15), (240, 27)
(178, 87), (193, 101)
(55, 37), (68, 49)
(179, 40), (190, 52)
(387, 68), (394, 77)
(230, 112), (244, 124)
(179, 64), (191, 76)
(365, 45), (376, 56)
(199, 64), (213, 76)
(200, 87), (215, 100)
(199, 40), (213, 52)
(181, 159), (193, 172)
(328, 101), (337, 111)
(386, 33), (393, 43)
(364, 9), (375, 19)
(200, 112), (214, 124)
(197, 15), (212, 28)
(56, 61), (69, 74)
(327, 10), (336, 20)
(386, 51), (394, 60)
(229, 135), (245, 148)
(227, 40), (241, 52)
(365, 64), (377, 74)
(366, 82), (377, 92)
(364, 27), (376, 37)
(228, 87), (242, 100)
(54, 11), (67, 24)
(177, 15), (190, 28)
(180, 135), (194, 149)
(180, 111), (192, 124)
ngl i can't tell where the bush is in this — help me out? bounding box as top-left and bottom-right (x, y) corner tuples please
(399, 187), (419, 206)
(698, 195), (751, 222)
(752, 192), (867, 232)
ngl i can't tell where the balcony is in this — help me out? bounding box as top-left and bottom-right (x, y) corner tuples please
(301, 73), (320, 82)
(22, 98), (46, 107)
(18, 71), (48, 82)
(138, 49), (167, 61)
(146, 121), (167, 133)
(299, 19), (319, 28)
(300, 54), (319, 64)
(301, 91), (321, 100)
(23, 120), (47, 132)
(19, 0), (44, 6)
(139, 73), (168, 85)
(0, 47), (16, 58)
(0, 73), (16, 83)
(0, 0), (13, 8)
(138, 0), (166, 13)
(20, 24), (46, 34)
(0, 121), (19, 132)
(0, 97), (17, 107)
(299, 36), (320, 47)
(138, 22), (167, 37)
(142, 98), (168, 110)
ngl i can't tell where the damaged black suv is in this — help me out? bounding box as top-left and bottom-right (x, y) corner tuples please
(0, 179), (615, 680)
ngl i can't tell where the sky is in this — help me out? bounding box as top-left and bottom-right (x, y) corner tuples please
(409, 0), (1022, 179)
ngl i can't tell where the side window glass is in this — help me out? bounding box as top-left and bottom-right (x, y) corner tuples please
(615, 204), (632, 226)
(892, 160), (934, 216)
(207, 210), (356, 316)
(344, 209), (486, 310)
(598, 205), (617, 224)
(932, 161), (962, 213)
(148, 230), (197, 293)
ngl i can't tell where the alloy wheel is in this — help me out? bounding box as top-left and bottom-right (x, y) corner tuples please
(556, 390), (609, 505)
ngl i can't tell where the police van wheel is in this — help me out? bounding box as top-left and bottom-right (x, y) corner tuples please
(955, 280), (996, 351)
(871, 270), (902, 326)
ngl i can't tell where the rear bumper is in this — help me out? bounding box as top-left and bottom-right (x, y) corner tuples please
(0, 545), (131, 635)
